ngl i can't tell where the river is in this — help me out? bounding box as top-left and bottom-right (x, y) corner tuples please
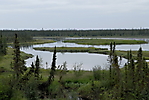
(21, 38), (149, 70)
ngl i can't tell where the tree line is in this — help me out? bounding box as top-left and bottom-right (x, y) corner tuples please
(0, 31), (33, 43)
(1, 29), (149, 37)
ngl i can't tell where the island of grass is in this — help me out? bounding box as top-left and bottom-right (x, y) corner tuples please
(34, 47), (149, 60)
(33, 47), (108, 53)
(63, 39), (147, 45)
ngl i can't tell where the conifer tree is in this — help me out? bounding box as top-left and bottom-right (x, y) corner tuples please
(127, 50), (135, 91)
(136, 47), (143, 86)
(0, 35), (3, 55)
(0, 35), (7, 55)
(109, 42), (112, 80)
(124, 63), (128, 91)
(35, 55), (40, 78)
(108, 42), (120, 84)
(13, 33), (26, 78)
(29, 62), (35, 75)
(48, 46), (57, 85)
(39, 46), (57, 97)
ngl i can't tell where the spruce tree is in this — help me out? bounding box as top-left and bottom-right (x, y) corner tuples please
(0, 35), (7, 55)
(127, 50), (135, 91)
(1, 35), (7, 55)
(48, 46), (57, 85)
(29, 62), (35, 75)
(136, 47), (143, 86)
(38, 46), (57, 97)
(13, 33), (26, 78)
(0, 35), (3, 55)
(35, 55), (40, 78)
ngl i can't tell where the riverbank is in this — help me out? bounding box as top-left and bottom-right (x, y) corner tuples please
(63, 39), (147, 45)
(33, 47), (149, 60)
(7, 39), (55, 45)
(0, 48), (33, 70)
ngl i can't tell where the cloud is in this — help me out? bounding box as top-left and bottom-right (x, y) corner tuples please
(1, 0), (149, 13)
(0, 0), (149, 28)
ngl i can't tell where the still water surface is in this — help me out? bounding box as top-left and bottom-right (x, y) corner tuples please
(21, 38), (149, 70)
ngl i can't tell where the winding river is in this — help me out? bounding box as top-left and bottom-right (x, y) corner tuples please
(21, 38), (149, 70)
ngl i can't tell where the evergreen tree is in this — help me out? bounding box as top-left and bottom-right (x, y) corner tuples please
(38, 46), (57, 98)
(48, 46), (57, 85)
(0, 35), (3, 55)
(108, 42), (120, 84)
(124, 63), (128, 91)
(127, 50), (135, 91)
(0, 35), (7, 55)
(13, 33), (26, 79)
(29, 62), (35, 75)
(35, 55), (40, 78)
(136, 47), (143, 87)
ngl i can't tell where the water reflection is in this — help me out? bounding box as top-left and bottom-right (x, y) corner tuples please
(21, 38), (149, 70)
(21, 42), (129, 70)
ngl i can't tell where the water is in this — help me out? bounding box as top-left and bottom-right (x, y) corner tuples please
(21, 38), (149, 70)
(21, 44), (112, 70)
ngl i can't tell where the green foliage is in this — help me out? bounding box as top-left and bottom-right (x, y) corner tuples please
(2, 29), (149, 38)
(48, 46), (57, 84)
(35, 55), (40, 78)
(33, 47), (106, 53)
(78, 81), (107, 100)
(64, 39), (147, 45)
(1, 36), (149, 100)
(0, 78), (12, 100)
(73, 63), (83, 77)
(0, 35), (7, 55)
(13, 34), (27, 78)
(93, 66), (102, 80)
(23, 77), (40, 100)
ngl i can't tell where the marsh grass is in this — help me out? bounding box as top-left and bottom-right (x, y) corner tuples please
(0, 48), (33, 71)
(64, 39), (147, 45)
(7, 39), (55, 45)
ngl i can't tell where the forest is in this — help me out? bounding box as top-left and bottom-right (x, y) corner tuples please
(0, 31), (149, 100)
(1, 28), (149, 38)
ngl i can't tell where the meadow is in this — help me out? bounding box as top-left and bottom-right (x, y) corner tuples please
(64, 39), (147, 45)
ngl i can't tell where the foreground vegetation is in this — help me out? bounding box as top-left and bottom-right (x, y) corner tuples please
(0, 48), (33, 71)
(1, 33), (149, 100)
(64, 39), (147, 45)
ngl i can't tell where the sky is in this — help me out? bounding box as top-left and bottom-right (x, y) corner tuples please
(0, 0), (149, 29)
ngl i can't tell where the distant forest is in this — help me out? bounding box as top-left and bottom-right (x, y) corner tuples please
(1, 29), (149, 42)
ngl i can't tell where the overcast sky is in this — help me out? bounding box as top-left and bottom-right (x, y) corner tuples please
(0, 0), (149, 29)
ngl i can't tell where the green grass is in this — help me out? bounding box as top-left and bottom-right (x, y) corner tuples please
(0, 48), (33, 70)
(26, 39), (55, 45)
(64, 39), (147, 45)
(8, 39), (55, 45)
(33, 47), (108, 53)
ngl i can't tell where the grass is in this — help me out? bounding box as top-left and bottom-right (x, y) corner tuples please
(8, 39), (55, 45)
(0, 48), (33, 70)
(26, 39), (55, 45)
(64, 39), (147, 45)
(0, 46), (149, 99)
(0, 47), (94, 84)
(33, 47), (108, 53)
